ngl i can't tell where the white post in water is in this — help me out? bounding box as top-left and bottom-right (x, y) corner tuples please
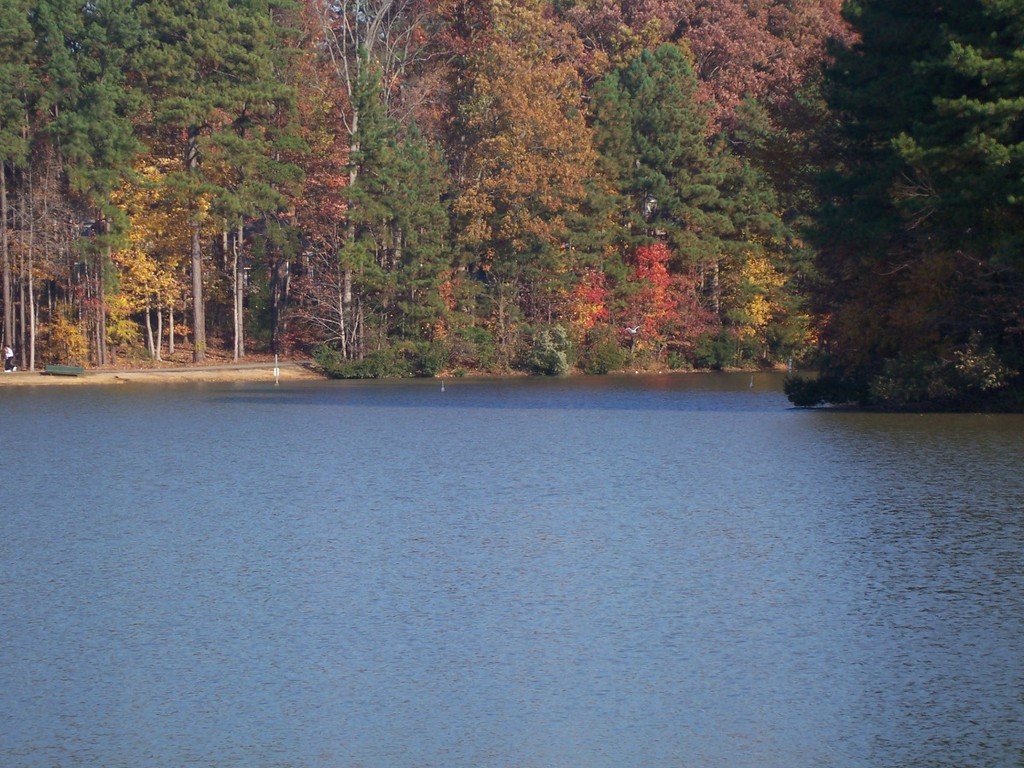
(274, 354), (280, 386)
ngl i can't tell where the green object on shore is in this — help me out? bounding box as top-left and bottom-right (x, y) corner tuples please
(44, 365), (86, 377)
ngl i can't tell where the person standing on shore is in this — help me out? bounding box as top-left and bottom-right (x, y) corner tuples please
(3, 345), (14, 372)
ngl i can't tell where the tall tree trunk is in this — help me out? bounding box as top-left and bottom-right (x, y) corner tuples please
(357, 300), (365, 359)
(709, 258), (721, 319)
(188, 128), (206, 363)
(144, 305), (155, 357)
(342, 284), (350, 356)
(191, 224), (205, 362)
(270, 252), (290, 355)
(233, 219), (244, 360)
(341, 105), (359, 360)
(17, 178), (27, 367)
(1, 163), (12, 347)
(168, 305), (175, 356)
(155, 306), (163, 361)
(94, 243), (110, 366)
(27, 181), (35, 371)
(343, 267), (353, 358)
(18, 254), (26, 365)
(29, 297), (36, 371)
(92, 259), (103, 365)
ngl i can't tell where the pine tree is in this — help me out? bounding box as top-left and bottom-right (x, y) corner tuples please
(341, 60), (449, 360)
(390, 127), (450, 348)
(896, 0), (1024, 263)
(592, 43), (792, 365)
(31, 0), (142, 364)
(203, 0), (304, 358)
(0, 0), (35, 348)
(799, 0), (1024, 409)
(133, 0), (299, 362)
(602, 44), (728, 263)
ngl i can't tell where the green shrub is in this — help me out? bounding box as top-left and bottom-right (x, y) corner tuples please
(666, 351), (692, 371)
(693, 330), (738, 370)
(579, 325), (628, 374)
(448, 326), (496, 371)
(314, 345), (413, 379)
(526, 326), (572, 376)
(869, 334), (1012, 409)
(412, 340), (449, 377)
(312, 344), (344, 375)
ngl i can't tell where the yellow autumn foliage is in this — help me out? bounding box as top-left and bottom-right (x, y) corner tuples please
(111, 158), (191, 315)
(737, 252), (785, 341)
(454, 1), (595, 261)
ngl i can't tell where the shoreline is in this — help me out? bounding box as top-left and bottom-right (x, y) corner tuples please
(0, 361), (327, 387)
(0, 360), (788, 388)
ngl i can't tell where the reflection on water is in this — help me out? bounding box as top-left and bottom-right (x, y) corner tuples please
(1, 374), (1023, 768)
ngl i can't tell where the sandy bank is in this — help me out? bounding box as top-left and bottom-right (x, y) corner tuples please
(0, 361), (326, 387)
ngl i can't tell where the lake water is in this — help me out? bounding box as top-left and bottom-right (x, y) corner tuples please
(1, 373), (1022, 768)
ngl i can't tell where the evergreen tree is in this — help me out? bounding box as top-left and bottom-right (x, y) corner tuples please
(797, 0), (1024, 409)
(133, 0), (299, 362)
(0, 0), (36, 347)
(340, 60), (449, 362)
(0, 1), (33, 166)
(596, 44), (727, 262)
(389, 128), (451, 348)
(31, 0), (142, 364)
(204, 0), (304, 358)
(896, 0), (1024, 263)
(592, 43), (793, 364)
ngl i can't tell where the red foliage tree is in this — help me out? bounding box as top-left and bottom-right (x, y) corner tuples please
(679, 0), (853, 129)
(625, 242), (716, 357)
(560, 0), (853, 130)
(569, 268), (611, 337)
(627, 242), (678, 340)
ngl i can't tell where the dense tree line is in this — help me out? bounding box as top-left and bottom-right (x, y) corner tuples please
(2, 0), (1020, 408)
(788, 0), (1024, 410)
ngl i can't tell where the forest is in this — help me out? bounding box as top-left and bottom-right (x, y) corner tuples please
(0, 0), (1021, 409)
